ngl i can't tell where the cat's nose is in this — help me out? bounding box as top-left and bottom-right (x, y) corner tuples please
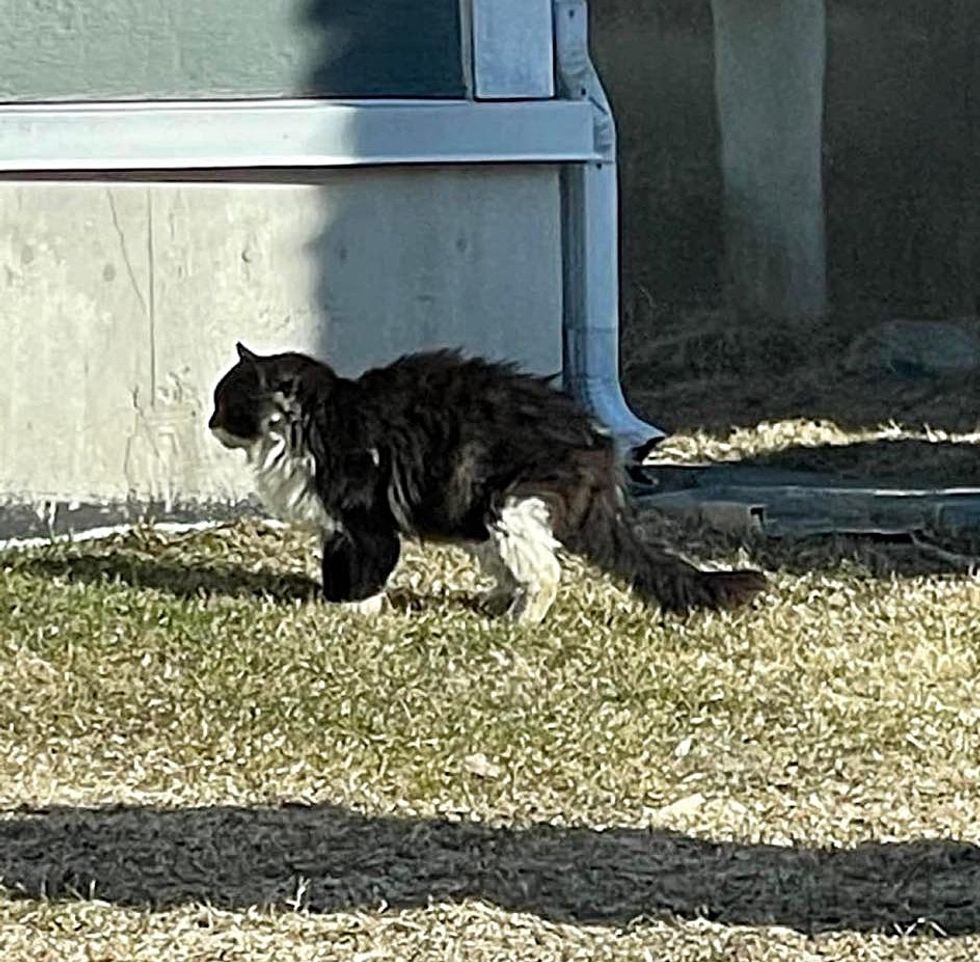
(207, 412), (219, 430)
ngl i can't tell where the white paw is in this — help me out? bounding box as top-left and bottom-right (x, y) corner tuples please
(504, 587), (556, 626)
(338, 593), (386, 617)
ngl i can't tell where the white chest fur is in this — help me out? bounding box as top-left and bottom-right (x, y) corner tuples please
(248, 430), (337, 534)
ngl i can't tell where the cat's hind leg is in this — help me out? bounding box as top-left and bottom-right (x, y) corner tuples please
(468, 540), (519, 616)
(486, 496), (562, 626)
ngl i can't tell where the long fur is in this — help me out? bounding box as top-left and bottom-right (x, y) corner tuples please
(209, 344), (766, 620)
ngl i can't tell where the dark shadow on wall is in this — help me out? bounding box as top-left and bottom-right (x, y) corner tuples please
(2, 802), (978, 935)
(296, 3), (567, 378)
(825, 0), (980, 321)
(296, 0), (462, 371)
(593, 0), (980, 324)
(298, 0), (464, 98)
(591, 0), (724, 318)
(592, 1), (980, 437)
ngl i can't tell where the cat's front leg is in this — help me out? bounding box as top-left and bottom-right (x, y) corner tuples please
(319, 516), (401, 615)
(306, 536), (379, 613)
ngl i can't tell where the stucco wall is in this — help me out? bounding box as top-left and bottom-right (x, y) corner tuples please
(0, 166), (562, 527)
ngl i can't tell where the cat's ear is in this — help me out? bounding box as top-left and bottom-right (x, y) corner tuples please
(236, 342), (259, 364)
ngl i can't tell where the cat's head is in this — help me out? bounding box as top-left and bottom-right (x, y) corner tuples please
(208, 342), (323, 449)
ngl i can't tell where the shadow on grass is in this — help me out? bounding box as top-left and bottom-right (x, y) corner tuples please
(743, 439), (980, 488)
(16, 553), (483, 614)
(0, 803), (977, 936)
(19, 554), (321, 603)
(14, 533), (971, 609)
(638, 436), (980, 579)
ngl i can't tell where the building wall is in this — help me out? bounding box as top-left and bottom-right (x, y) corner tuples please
(591, 1), (724, 315)
(0, 167), (563, 521)
(591, 0), (979, 322)
(824, 0), (979, 320)
(0, 0), (464, 100)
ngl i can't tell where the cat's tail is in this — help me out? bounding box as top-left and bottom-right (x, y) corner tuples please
(561, 491), (767, 614)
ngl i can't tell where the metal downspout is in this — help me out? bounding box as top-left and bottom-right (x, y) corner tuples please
(553, 0), (665, 459)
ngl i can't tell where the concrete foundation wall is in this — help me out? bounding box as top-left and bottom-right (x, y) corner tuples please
(0, 166), (562, 518)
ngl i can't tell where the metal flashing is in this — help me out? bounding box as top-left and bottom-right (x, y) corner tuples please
(0, 98), (597, 172)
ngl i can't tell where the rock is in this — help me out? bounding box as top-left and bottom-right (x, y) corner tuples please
(846, 317), (980, 376)
(656, 792), (707, 819)
(462, 752), (502, 779)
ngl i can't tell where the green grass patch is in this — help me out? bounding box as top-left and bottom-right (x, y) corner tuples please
(1, 517), (979, 960)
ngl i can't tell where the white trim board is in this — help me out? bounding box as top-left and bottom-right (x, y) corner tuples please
(0, 98), (598, 172)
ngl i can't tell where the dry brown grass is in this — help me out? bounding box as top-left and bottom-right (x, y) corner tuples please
(1, 510), (980, 960)
(622, 304), (980, 488)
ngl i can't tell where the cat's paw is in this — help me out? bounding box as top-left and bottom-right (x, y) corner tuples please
(337, 593), (386, 617)
(504, 586), (557, 626)
(476, 587), (554, 625)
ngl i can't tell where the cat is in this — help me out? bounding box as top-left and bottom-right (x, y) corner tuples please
(208, 343), (767, 624)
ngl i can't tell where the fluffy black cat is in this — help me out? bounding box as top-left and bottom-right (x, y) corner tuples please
(209, 343), (766, 623)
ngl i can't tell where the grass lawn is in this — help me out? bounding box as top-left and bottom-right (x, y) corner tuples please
(2, 442), (980, 960)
